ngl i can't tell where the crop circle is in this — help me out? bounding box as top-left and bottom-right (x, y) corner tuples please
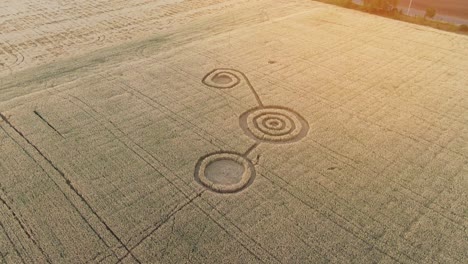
(195, 152), (255, 193)
(202, 69), (241, 89)
(239, 106), (309, 143)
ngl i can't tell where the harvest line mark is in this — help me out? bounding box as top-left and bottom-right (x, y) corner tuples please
(0, 113), (140, 263)
(33, 110), (64, 138)
(0, 194), (52, 263)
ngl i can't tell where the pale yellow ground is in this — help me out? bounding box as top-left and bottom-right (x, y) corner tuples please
(0, 0), (467, 263)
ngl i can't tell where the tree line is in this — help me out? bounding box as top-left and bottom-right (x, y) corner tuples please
(363, 0), (436, 18)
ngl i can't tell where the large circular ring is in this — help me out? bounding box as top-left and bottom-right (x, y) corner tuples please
(195, 152), (255, 193)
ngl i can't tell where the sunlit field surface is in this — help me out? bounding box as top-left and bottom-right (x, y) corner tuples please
(0, 0), (467, 263)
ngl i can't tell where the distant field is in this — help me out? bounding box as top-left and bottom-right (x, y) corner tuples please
(399, 0), (468, 20)
(351, 0), (468, 24)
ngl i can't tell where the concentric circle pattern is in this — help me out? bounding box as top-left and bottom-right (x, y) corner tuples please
(195, 152), (255, 193)
(239, 106), (309, 143)
(202, 69), (241, 89)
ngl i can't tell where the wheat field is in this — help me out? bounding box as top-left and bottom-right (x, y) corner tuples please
(0, 0), (467, 263)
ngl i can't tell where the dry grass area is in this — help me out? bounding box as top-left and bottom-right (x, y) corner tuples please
(1, 0), (467, 263)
